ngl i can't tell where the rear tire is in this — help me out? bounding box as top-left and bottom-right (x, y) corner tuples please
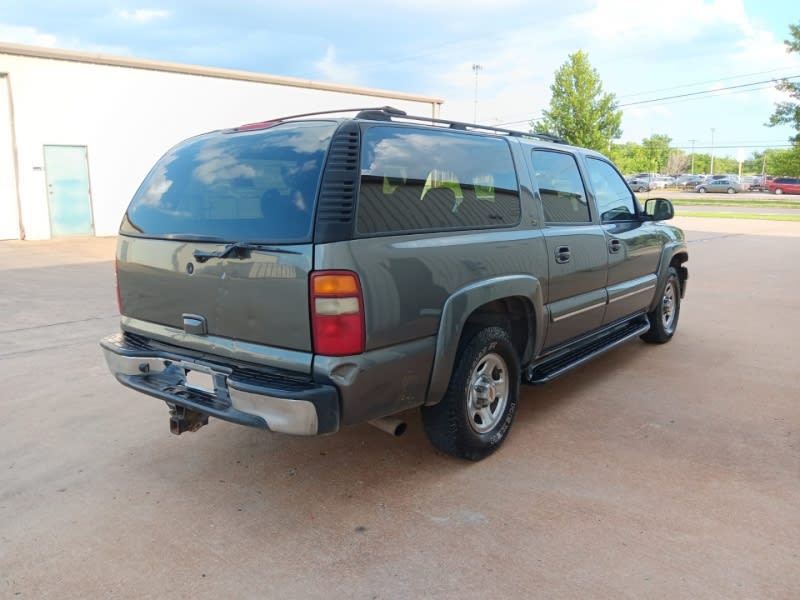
(727, 187), (735, 194)
(422, 327), (519, 461)
(641, 266), (681, 344)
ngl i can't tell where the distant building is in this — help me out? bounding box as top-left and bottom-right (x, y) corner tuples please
(0, 43), (442, 240)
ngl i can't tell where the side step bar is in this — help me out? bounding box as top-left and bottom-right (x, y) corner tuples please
(526, 317), (651, 384)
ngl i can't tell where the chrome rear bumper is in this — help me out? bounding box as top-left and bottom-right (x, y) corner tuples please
(100, 333), (339, 435)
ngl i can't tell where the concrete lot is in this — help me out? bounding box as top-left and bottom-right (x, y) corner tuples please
(2, 221), (799, 599)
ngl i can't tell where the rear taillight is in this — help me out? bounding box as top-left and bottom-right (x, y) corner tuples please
(310, 271), (365, 356)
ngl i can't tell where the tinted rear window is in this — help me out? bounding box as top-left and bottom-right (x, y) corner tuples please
(356, 126), (520, 235)
(121, 121), (337, 243)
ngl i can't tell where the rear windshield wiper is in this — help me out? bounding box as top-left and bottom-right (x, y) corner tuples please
(193, 242), (301, 263)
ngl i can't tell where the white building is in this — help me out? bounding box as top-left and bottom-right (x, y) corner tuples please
(0, 42), (442, 240)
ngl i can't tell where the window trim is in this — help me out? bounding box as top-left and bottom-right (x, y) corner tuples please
(531, 148), (593, 225)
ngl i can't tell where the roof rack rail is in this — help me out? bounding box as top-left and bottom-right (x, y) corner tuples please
(351, 106), (568, 144)
(228, 106), (408, 132)
(228, 106), (567, 144)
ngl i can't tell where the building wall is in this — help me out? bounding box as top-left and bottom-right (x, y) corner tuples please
(0, 75), (20, 240)
(0, 48), (440, 239)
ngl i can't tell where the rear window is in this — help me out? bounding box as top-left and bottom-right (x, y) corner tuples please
(121, 121), (337, 243)
(356, 126), (520, 235)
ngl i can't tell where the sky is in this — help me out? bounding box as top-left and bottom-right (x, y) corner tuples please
(1, 0), (799, 159)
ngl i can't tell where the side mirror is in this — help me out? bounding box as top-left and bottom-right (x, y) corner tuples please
(643, 198), (674, 221)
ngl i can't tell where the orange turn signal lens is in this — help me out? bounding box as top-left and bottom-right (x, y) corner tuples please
(312, 273), (359, 296)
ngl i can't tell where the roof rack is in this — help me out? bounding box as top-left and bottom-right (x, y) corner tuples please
(228, 106), (406, 132)
(228, 106), (567, 144)
(352, 106), (568, 144)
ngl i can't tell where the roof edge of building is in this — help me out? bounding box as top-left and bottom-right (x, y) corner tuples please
(0, 41), (444, 106)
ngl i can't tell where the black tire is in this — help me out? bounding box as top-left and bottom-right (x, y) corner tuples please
(774, 188), (784, 195)
(422, 327), (520, 461)
(698, 187), (707, 193)
(727, 187), (735, 194)
(641, 266), (681, 344)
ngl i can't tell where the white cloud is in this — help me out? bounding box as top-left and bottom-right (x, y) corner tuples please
(117, 9), (170, 23)
(314, 46), (360, 84)
(0, 24), (59, 47)
(0, 23), (128, 55)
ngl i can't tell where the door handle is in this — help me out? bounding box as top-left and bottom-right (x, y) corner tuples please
(555, 245), (571, 264)
(608, 239), (622, 253)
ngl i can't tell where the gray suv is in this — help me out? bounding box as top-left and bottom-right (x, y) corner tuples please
(101, 107), (688, 461)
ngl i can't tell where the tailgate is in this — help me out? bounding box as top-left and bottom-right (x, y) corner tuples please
(117, 237), (313, 351)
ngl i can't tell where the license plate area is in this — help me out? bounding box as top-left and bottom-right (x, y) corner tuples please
(185, 369), (215, 394)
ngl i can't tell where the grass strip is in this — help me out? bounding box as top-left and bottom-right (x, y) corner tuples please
(677, 211), (800, 222)
(670, 199), (800, 209)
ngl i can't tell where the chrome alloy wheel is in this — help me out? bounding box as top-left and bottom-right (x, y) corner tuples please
(661, 280), (677, 331)
(467, 352), (509, 434)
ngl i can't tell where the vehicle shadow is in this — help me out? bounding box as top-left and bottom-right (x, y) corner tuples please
(125, 340), (635, 504)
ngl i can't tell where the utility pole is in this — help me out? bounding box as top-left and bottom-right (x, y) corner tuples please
(709, 128), (715, 176)
(689, 139), (696, 174)
(472, 64), (482, 123)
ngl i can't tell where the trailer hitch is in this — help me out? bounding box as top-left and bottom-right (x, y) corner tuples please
(169, 405), (209, 435)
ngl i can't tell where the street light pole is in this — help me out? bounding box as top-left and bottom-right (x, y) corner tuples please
(689, 139), (696, 175)
(472, 64), (482, 123)
(710, 128), (715, 176)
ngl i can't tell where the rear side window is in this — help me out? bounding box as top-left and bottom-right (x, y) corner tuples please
(531, 150), (590, 223)
(121, 121), (337, 243)
(356, 126), (520, 235)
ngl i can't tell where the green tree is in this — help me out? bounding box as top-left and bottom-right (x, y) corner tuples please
(642, 134), (672, 172)
(743, 151), (766, 175)
(534, 50), (622, 151)
(713, 156), (738, 175)
(768, 22), (800, 144)
(691, 153), (712, 174)
(608, 142), (649, 174)
(766, 147), (800, 176)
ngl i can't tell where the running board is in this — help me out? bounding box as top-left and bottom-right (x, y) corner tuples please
(525, 318), (651, 384)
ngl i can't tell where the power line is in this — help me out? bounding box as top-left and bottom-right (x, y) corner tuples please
(493, 75), (800, 127)
(617, 75), (800, 107)
(615, 66), (799, 99)
(656, 144), (795, 150)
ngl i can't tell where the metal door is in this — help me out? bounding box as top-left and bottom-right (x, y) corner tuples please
(541, 225), (609, 348)
(44, 145), (94, 237)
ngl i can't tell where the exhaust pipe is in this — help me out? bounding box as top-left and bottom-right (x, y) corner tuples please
(368, 416), (407, 437)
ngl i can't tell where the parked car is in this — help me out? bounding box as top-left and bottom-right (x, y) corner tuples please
(695, 178), (743, 194)
(651, 176), (675, 189)
(627, 177), (653, 192)
(100, 106), (688, 461)
(768, 177), (800, 195)
(676, 175), (705, 189)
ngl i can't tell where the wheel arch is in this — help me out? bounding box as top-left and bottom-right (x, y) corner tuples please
(649, 244), (689, 312)
(424, 275), (543, 406)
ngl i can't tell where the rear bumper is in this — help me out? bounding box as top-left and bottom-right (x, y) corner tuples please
(100, 333), (339, 435)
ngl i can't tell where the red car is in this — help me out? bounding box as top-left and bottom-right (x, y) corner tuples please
(768, 177), (800, 195)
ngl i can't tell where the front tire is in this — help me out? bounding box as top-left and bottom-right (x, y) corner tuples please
(422, 327), (519, 461)
(727, 187), (735, 194)
(698, 187), (707, 193)
(775, 188), (784, 195)
(641, 266), (681, 344)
